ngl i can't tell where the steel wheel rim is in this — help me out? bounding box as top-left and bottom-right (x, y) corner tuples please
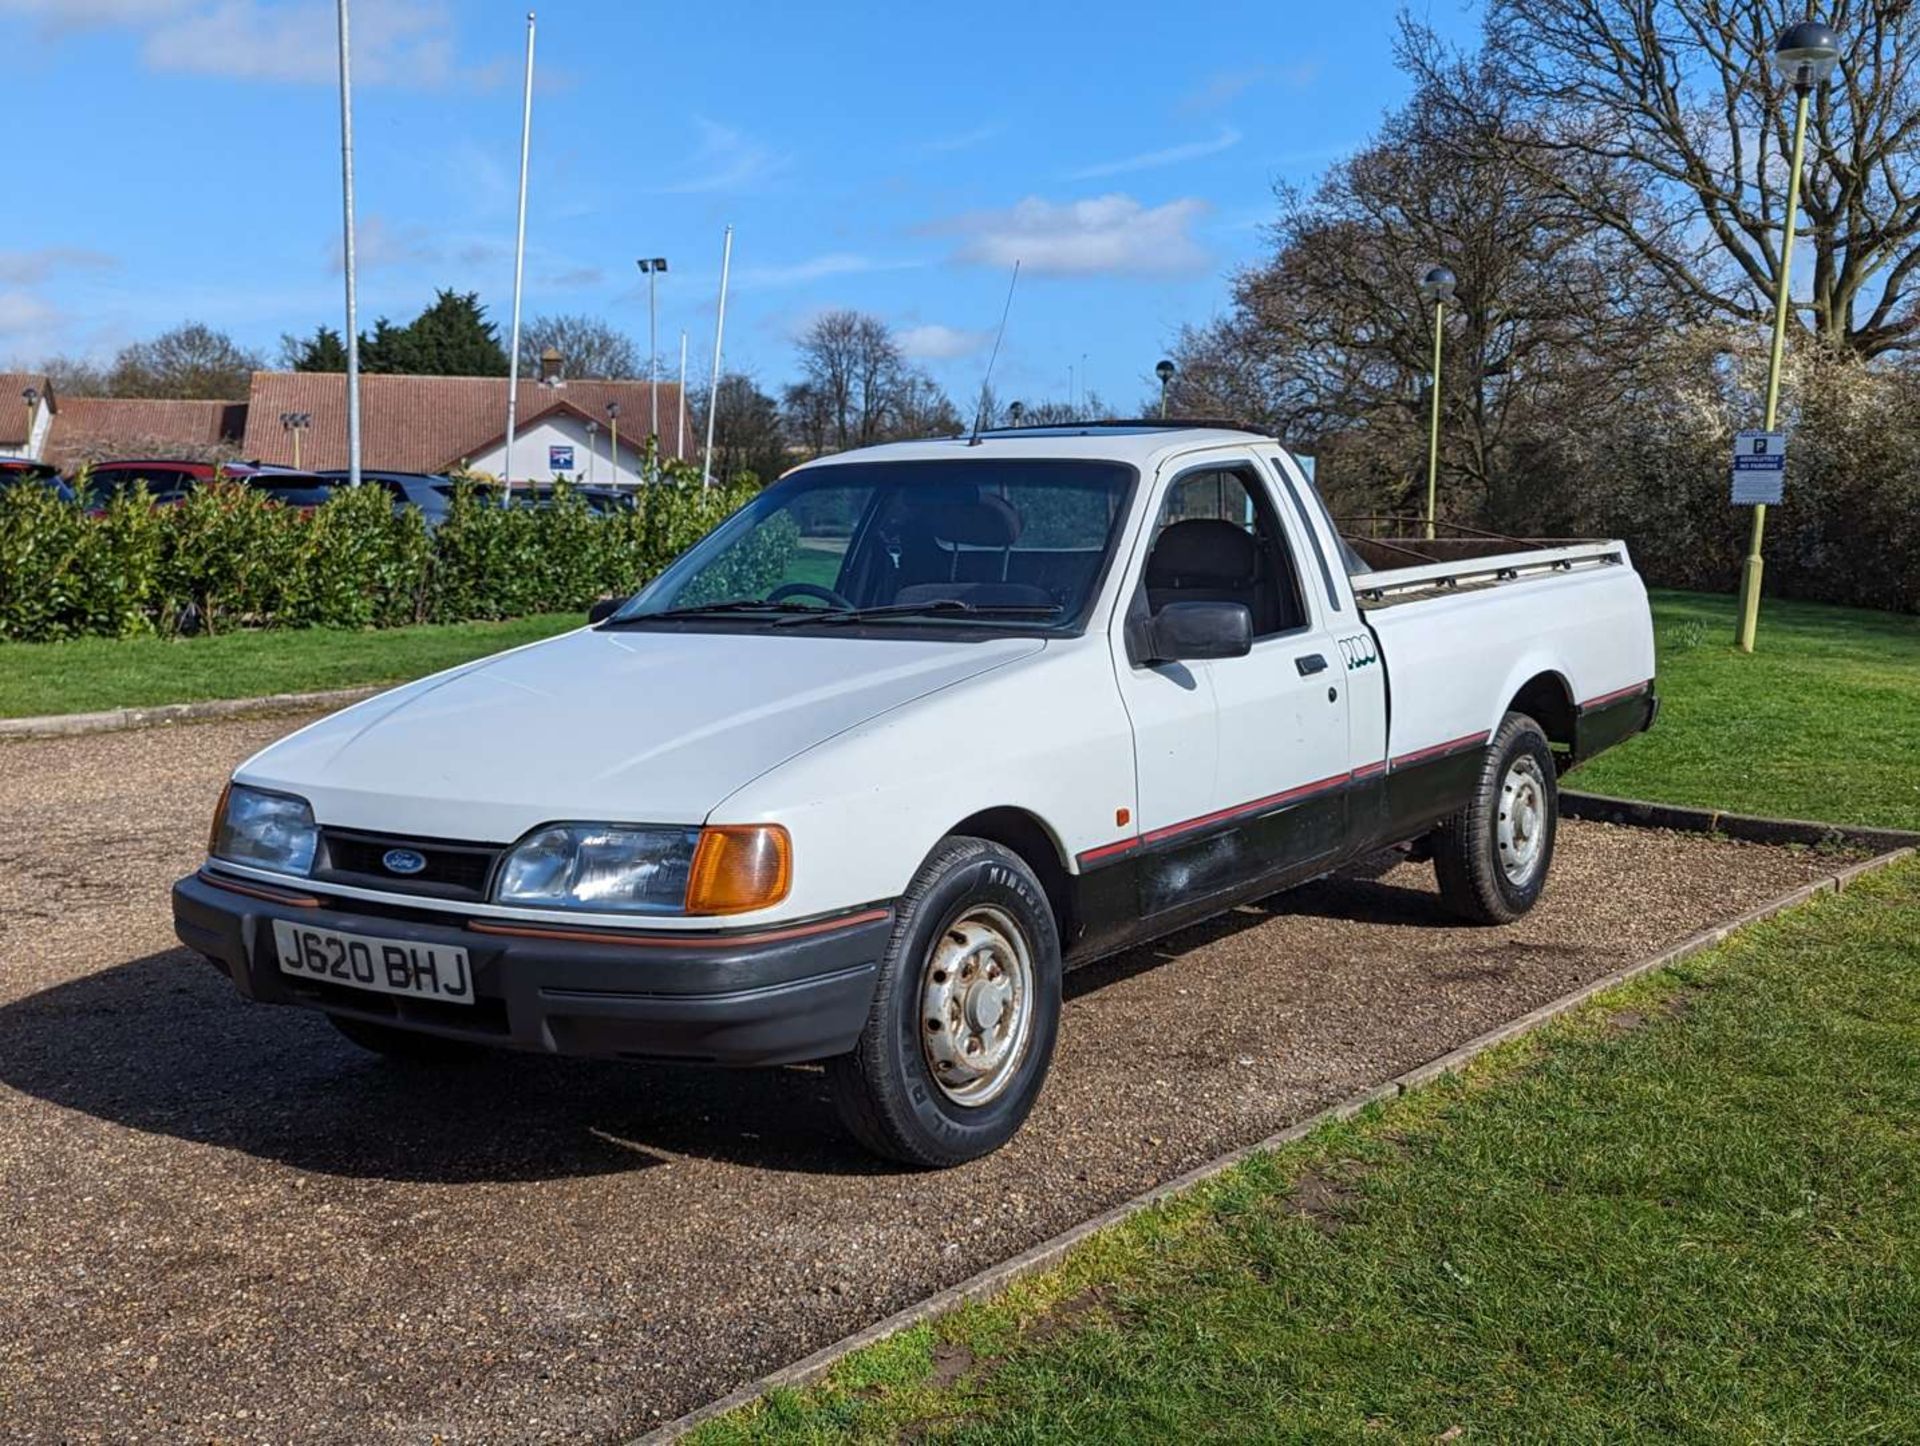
(1497, 755), (1549, 886)
(919, 904), (1035, 1107)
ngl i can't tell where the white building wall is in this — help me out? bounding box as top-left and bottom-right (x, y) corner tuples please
(466, 413), (650, 488)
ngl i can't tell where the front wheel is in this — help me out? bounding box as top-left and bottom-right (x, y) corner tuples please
(1432, 711), (1559, 924)
(828, 837), (1062, 1167)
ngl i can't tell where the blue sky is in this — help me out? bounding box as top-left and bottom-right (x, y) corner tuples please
(2, 0), (1482, 410)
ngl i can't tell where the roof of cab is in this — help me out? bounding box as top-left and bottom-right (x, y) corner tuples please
(795, 421), (1284, 474)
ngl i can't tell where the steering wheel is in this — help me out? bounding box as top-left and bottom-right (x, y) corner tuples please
(766, 581), (856, 610)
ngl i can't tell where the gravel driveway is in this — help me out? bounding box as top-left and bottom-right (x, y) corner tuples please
(0, 715), (1846, 1443)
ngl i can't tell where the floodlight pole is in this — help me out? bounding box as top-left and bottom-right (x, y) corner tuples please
(502, 11), (536, 505)
(1736, 85), (1813, 654)
(701, 225), (733, 488)
(335, 0), (362, 490)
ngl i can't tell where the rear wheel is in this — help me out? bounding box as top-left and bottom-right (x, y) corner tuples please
(829, 837), (1061, 1167)
(328, 1014), (484, 1065)
(1433, 711), (1558, 924)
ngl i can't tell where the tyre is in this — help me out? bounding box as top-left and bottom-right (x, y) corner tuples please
(828, 837), (1062, 1168)
(328, 1014), (484, 1065)
(1433, 711), (1558, 924)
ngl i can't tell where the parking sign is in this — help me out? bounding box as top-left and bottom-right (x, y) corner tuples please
(1730, 430), (1786, 506)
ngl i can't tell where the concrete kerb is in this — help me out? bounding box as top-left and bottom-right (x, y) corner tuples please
(634, 841), (1917, 1444)
(1561, 789), (1920, 855)
(0, 685), (388, 741)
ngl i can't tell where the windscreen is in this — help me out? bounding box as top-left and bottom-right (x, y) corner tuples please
(615, 458), (1136, 632)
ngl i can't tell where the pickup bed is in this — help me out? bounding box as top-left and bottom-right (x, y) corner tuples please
(175, 423), (1656, 1166)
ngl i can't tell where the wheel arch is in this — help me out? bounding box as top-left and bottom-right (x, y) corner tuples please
(1503, 667), (1577, 760)
(942, 806), (1074, 938)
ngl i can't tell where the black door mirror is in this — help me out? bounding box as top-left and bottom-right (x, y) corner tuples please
(1130, 600), (1253, 664)
(587, 596), (625, 624)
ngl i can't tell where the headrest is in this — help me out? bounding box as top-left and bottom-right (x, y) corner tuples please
(927, 491), (1021, 548)
(1145, 518), (1259, 585)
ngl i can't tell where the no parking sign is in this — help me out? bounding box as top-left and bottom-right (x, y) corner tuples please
(1730, 430), (1786, 506)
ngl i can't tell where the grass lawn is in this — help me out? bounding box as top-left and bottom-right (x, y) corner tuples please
(699, 858), (1920, 1443)
(1574, 589), (1920, 831)
(0, 614), (581, 719)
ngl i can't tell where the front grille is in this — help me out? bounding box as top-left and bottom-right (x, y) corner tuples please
(317, 829), (504, 901)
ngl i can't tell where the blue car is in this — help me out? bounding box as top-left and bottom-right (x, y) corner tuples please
(0, 458), (75, 503)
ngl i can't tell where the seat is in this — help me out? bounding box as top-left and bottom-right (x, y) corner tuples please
(1143, 518), (1275, 631)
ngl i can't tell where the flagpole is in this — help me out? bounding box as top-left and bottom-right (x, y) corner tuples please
(701, 225), (732, 488)
(676, 329), (688, 461)
(502, 11), (535, 503)
(335, 0), (361, 489)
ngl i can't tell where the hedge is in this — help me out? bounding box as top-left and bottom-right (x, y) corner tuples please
(0, 467), (759, 642)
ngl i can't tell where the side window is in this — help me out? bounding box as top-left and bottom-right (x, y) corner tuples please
(1140, 466), (1308, 640)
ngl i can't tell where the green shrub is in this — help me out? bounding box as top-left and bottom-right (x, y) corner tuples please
(0, 462), (760, 643)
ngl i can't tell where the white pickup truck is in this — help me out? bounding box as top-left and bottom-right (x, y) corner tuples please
(175, 423), (1657, 1166)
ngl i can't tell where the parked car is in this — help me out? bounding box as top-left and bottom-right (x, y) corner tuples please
(76, 458), (233, 507)
(174, 423), (1657, 1167)
(317, 469), (458, 528)
(503, 483), (636, 515)
(0, 458), (74, 502)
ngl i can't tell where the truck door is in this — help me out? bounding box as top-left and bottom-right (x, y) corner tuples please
(1108, 452), (1352, 919)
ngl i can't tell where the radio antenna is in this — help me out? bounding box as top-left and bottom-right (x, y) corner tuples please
(968, 259), (1020, 446)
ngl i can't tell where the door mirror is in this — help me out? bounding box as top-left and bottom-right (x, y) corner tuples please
(1130, 600), (1253, 665)
(587, 595), (626, 624)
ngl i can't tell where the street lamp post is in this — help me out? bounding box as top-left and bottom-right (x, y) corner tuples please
(636, 257), (667, 473)
(1155, 359), (1176, 419)
(19, 386), (40, 457)
(585, 419), (599, 486)
(1417, 266), (1456, 542)
(606, 401), (620, 489)
(281, 410), (311, 469)
(1736, 19), (1842, 654)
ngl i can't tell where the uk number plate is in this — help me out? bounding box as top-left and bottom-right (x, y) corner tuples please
(272, 920), (475, 1005)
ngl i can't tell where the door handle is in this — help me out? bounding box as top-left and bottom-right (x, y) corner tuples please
(1295, 653), (1328, 676)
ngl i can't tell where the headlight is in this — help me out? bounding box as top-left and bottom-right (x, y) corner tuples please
(495, 825), (701, 913)
(211, 784), (319, 875)
(493, 823), (791, 915)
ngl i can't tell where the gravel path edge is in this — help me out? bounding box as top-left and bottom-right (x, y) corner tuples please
(0, 685), (387, 739)
(635, 842), (1918, 1446)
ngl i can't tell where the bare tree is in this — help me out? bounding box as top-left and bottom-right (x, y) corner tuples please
(518, 313), (642, 379)
(106, 323), (262, 399)
(692, 372), (789, 484)
(782, 310), (959, 453)
(1473, 0), (1920, 358)
(1171, 49), (1673, 526)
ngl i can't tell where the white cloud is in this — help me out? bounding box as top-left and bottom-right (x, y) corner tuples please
(0, 0), (483, 87)
(654, 119), (785, 195)
(0, 247), (116, 284)
(937, 194), (1211, 277)
(896, 324), (993, 361)
(0, 291), (62, 349)
(1178, 63), (1318, 113)
(329, 215), (439, 274)
(1067, 126), (1242, 181)
(734, 253), (924, 290)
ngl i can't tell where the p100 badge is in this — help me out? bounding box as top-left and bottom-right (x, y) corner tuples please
(1337, 634), (1379, 670)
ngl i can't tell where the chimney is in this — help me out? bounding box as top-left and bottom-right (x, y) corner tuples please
(539, 346), (564, 386)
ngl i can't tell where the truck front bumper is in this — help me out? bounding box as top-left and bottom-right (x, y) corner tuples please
(172, 870), (892, 1067)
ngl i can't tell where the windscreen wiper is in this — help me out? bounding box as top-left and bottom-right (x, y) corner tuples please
(601, 600), (826, 625)
(772, 599), (1062, 628)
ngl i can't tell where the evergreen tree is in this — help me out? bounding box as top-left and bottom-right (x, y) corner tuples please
(281, 325), (349, 372)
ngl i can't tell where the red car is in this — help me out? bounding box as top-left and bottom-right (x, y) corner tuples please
(78, 460), (342, 515)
